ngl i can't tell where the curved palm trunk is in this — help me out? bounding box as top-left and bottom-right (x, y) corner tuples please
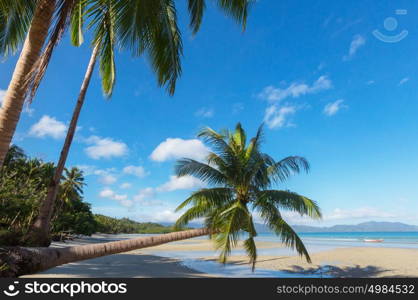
(0, 0), (56, 167)
(1, 228), (211, 277)
(28, 45), (100, 247)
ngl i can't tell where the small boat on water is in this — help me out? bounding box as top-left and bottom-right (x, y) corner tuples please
(363, 239), (384, 243)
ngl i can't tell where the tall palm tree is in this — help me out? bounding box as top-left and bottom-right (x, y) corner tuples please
(0, 0), (251, 167)
(174, 123), (322, 269)
(0, 0), (56, 166)
(28, 0), (253, 246)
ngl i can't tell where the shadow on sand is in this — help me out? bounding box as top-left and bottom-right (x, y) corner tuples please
(283, 265), (393, 278)
(23, 253), (208, 278)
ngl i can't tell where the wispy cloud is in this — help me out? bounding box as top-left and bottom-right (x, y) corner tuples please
(29, 115), (67, 139)
(258, 76), (332, 102)
(232, 102), (244, 114)
(99, 188), (133, 208)
(343, 35), (365, 61)
(157, 175), (205, 192)
(324, 207), (397, 221)
(84, 136), (128, 160)
(398, 77), (410, 86)
(150, 138), (209, 162)
(119, 182), (132, 189)
(123, 165), (148, 178)
(264, 104), (297, 129)
(323, 99), (346, 116)
(76, 165), (119, 185)
(195, 107), (214, 118)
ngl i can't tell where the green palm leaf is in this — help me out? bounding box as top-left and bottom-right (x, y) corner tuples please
(174, 123), (321, 269)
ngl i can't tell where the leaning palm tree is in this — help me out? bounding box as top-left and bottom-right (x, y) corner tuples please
(28, 0), (253, 246)
(174, 123), (322, 269)
(0, 123), (320, 277)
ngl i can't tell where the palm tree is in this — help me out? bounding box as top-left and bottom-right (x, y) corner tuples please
(173, 123), (322, 269)
(0, 0), (56, 166)
(28, 0), (252, 246)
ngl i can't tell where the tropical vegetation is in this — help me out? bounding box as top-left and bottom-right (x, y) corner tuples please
(0, 146), (96, 245)
(0, 146), (177, 246)
(94, 215), (175, 234)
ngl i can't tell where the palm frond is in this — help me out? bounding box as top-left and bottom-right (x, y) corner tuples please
(175, 158), (227, 186)
(243, 236), (257, 271)
(216, 0), (251, 30)
(89, 0), (117, 96)
(0, 0), (36, 56)
(213, 201), (248, 263)
(257, 190), (321, 219)
(255, 199), (311, 262)
(187, 0), (205, 34)
(268, 156), (310, 182)
(26, 0), (76, 102)
(175, 187), (233, 212)
(148, 0), (182, 95)
(70, 0), (86, 46)
(174, 201), (213, 229)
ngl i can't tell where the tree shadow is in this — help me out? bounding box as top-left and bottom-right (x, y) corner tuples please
(22, 253), (209, 278)
(283, 264), (393, 278)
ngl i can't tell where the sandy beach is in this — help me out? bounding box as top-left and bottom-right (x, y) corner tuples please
(22, 235), (418, 278)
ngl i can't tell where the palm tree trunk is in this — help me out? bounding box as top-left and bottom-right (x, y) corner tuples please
(28, 45), (100, 247)
(0, 0), (56, 167)
(1, 228), (211, 277)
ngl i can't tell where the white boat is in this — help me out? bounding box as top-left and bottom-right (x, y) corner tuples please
(363, 239), (384, 243)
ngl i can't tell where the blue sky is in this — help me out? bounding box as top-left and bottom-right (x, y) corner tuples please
(1, 0), (418, 226)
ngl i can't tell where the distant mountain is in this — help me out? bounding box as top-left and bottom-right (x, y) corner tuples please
(292, 221), (418, 233)
(159, 221), (418, 233)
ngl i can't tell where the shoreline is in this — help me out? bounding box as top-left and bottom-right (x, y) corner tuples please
(22, 235), (418, 278)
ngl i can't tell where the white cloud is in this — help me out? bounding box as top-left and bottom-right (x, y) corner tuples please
(324, 207), (397, 221)
(120, 182), (132, 189)
(264, 104), (297, 129)
(0, 89), (6, 106)
(258, 76), (332, 102)
(398, 77), (410, 86)
(150, 138), (209, 162)
(123, 165), (148, 178)
(84, 135), (128, 159)
(76, 165), (97, 176)
(76, 165), (118, 185)
(29, 115), (67, 139)
(366, 80), (375, 85)
(134, 187), (156, 202)
(323, 99), (346, 116)
(133, 187), (164, 206)
(343, 35), (365, 61)
(98, 173), (117, 185)
(139, 210), (182, 223)
(195, 107), (214, 118)
(99, 188), (133, 208)
(232, 102), (244, 114)
(99, 188), (115, 198)
(158, 175), (205, 192)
